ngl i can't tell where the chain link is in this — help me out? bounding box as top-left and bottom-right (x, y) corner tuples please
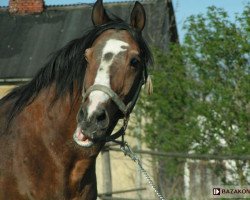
(120, 142), (166, 200)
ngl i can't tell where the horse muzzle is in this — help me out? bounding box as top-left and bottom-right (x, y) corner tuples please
(73, 105), (110, 147)
(73, 82), (144, 147)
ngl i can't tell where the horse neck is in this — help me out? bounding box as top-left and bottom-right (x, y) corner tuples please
(13, 84), (102, 159)
(10, 84), (101, 197)
(25, 84), (80, 133)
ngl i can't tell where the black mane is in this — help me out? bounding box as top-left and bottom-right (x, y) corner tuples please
(0, 19), (153, 122)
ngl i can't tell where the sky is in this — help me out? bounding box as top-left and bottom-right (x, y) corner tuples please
(0, 0), (249, 42)
(172, 0), (249, 42)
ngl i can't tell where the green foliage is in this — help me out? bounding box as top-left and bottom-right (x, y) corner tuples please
(137, 46), (196, 153)
(183, 6), (250, 157)
(133, 5), (250, 186)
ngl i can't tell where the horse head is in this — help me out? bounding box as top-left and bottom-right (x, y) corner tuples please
(73, 0), (151, 147)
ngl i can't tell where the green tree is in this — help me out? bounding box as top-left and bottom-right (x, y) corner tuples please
(183, 5), (250, 185)
(132, 46), (195, 198)
(132, 4), (250, 196)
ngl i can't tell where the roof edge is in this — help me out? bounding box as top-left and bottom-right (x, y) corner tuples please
(0, 0), (156, 11)
(46, 0), (154, 8)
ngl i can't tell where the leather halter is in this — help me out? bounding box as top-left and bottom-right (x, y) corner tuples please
(82, 69), (147, 144)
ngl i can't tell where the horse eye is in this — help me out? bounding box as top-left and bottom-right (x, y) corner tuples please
(130, 58), (140, 68)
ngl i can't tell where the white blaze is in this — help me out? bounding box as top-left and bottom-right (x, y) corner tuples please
(87, 39), (129, 118)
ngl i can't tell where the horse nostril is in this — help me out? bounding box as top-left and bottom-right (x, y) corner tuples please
(96, 109), (107, 123)
(95, 108), (109, 129)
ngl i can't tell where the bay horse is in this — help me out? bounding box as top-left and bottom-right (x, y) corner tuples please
(0, 0), (152, 199)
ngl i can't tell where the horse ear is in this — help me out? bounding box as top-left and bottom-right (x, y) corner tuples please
(130, 1), (146, 32)
(92, 0), (110, 26)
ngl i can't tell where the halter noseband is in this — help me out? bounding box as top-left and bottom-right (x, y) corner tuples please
(82, 69), (147, 144)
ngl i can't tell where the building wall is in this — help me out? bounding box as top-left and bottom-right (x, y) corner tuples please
(0, 85), (15, 98)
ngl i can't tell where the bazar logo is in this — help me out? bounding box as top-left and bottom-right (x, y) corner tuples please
(212, 186), (250, 197)
(213, 188), (220, 195)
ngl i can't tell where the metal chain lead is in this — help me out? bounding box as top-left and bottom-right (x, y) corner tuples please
(120, 142), (166, 200)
